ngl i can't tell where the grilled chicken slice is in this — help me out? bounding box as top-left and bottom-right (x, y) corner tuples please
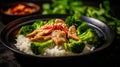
(52, 30), (67, 45)
(31, 35), (51, 41)
(55, 18), (65, 23)
(68, 25), (79, 41)
(26, 28), (41, 37)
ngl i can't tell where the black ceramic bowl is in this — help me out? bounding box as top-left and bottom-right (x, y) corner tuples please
(0, 2), (40, 25)
(0, 14), (115, 66)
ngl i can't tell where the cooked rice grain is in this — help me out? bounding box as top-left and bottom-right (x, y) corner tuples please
(15, 35), (34, 55)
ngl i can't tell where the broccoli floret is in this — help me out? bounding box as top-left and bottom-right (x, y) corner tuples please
(32, 20), (47, 29)
(77, 22), (92, 34)
(31, 40), (53, 55)
(65, 14), (83, 27)
(47, 19), (55, 24)
(78, 28), (99, 46)
(64, 39), (85, 53)
(18, 25), (35, 36)
(32, 19), (55, 29)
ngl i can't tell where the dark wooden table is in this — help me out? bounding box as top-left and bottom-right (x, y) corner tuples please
(0, 22), (21, 67)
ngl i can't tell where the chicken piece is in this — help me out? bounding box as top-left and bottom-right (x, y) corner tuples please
(52, 30), (67, 45)
(26, 28), (41, 37)
(55, 19), (67, 28)
(31, 35), (51, 41)
(26, 23), (51, 37)
(55, 18), (65, 23)
(68, 25), (79, 41)
(27, 25), (52, 41)
(43, 35), (52, 41)
(31, 36), (43, 41)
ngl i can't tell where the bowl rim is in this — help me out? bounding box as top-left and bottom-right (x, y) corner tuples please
(0, 14), (116, 58)
(0, 2), (40, 16)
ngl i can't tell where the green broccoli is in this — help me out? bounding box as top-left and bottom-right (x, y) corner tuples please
(65, 14), (83, 27)
(47, 19), (55, 24)
(32, 20), (47, 29)
(77, 22), (92, 34)
(64, 39), (85, 53)
(31, 40), (53, 55)
(18, 25), (35, 36)
(78, 28), (99, 46)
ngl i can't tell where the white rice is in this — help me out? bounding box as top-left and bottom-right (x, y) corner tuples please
(14, 35), (94, 56)
(43, 46), (71, 56)
(15, 35), (34, 55)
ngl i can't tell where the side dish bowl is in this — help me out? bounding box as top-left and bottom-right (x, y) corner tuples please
(0, 2), (40, 25)
(0, 14), (115, 66)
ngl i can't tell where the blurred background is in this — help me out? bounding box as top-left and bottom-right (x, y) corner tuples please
(0, 0), (120, 22)
(0, 0), (120, 67)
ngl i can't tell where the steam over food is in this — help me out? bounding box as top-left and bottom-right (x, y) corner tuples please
(15, 15), (99, 56)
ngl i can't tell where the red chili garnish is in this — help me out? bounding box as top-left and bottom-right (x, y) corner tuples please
(63, 28), (68, 34)
(42, 24), (68, 35)
(53, 25), (63, 30)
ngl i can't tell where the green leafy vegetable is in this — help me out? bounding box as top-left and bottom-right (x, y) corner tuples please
(32, 20), (46, 29)
(65, 14), (82, 27)
(77, 22), (92, 34)
(18, 25), (35, 36)
(31, 40), (53, 55)
(78, 28), (99, 46)
(64, 39), (85, 53)
(47, 19), (55, 24)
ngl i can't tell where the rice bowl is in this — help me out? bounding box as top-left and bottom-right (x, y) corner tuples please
(13, 15), (103, 56)
(0, 14), (115, 66)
